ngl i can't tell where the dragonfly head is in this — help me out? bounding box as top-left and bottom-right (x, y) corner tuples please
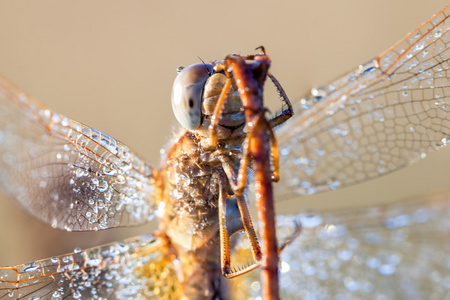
(171, 62), (246, 143)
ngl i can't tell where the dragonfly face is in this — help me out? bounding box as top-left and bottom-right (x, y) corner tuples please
(1, 2), (450, 300)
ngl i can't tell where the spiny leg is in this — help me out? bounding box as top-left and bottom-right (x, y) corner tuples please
(212, 52), (293, 190)
(218, 158), (262, 278)
(218, 171), (232, 277)
(222, 193), (301, 277)
(218, 126), (252, 196)
(226, 54), (279, 300)
(267, 123), (280, 182)
(235, 193), (262, 263)
(265, 69), (294, 181)
(220, 112), (301, 259)
(278, 220), (302, 253)
(214, 52), (297, 299)
(209, 64), (232, 147)
(267, 71), (293, 128)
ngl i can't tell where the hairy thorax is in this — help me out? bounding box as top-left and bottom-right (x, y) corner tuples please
(160, 130), (244, 255)
(157, 70), (247, 299)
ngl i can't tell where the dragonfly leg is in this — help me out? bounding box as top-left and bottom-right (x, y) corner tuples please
(242, 47), (293, 128)
(226, 54), (280, 299)
(277, 220), (302, 253)
(234, 113), (281, 184)
(218, 135), (252, 196)
(218, 172), (232, 276)
(218, 171), (263, 279)
(267, 71), (293, 128)
(218, 174), (301, 279)
(235, 193), (262, 262)
(209, 67), (233, 147)
(220, 115), (275, 195)
(265, 71), (293, 183)
(267, 124), (280, 182)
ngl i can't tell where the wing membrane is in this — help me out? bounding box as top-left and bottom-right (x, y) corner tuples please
(0, 75), (158, 231)
(0, 234), (179, 299)
(276, 5), (450, 197)
(232, 192), (450, 299)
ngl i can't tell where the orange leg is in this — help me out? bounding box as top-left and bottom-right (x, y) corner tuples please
(218, 171), (261, 278)
(214, 51), (295, 300)
(226, 54), (280, 300)
(218, 172), (232, 276)
(209, 67), (232, 147)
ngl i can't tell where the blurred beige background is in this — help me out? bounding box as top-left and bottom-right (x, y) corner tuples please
(1, 0), (450, 267)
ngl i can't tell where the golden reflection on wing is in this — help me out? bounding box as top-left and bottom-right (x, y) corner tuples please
(232, 192), (450, 299)
(0, 234), (180, 299)
(0, 75), (158, 231)
(276, 4), (450, 197)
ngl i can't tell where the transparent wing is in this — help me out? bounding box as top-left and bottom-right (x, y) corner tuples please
(0, 234), (180, 299)
(232, 192), (450, 299)
(276, 5), (450, 198)
(0, 75), (158, 231)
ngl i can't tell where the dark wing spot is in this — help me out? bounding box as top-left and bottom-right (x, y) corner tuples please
(189, 98), (194, 108)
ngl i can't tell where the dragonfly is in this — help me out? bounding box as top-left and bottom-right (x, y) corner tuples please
(1, 3), (450, 300)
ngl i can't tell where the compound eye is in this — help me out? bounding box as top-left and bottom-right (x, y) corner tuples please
(171, 63), (214, 130)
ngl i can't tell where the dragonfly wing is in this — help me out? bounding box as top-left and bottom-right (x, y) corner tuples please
(0, 234), (179, 299)
(276, 5), (450, 198)
(232, 193), (450, 299)
(0, 75), (158, 231)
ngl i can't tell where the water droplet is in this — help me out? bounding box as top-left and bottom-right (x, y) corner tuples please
(302, 264), (316, 276)
(91, 178), (98, 186)
(98, 180), (108, 192)
(98, 156), (106, 164)
(23, 261), (39, 272)
(116, 201), (124, 211)
(104, 191), (112, 202)
(115, 174), (125, 184)
(280, 261), (290, 273)
(328, 179), (341, 190)
(104, 272), (114, 280)
(61, 117), (69, 126)
(104, 168), (117, 176)
(440, 136), (450, 146)
(52, 291), (62, 300)
(177, 66), (185, 73)
(366, 257), (380, 269)
(75, 168), (85, 177)
(337, 250), (353, 261)
(298, 214), (322, 228)
(87, 258), (101, 267)
(378, 264), (396, 276)
(344, 277), (360, 291)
